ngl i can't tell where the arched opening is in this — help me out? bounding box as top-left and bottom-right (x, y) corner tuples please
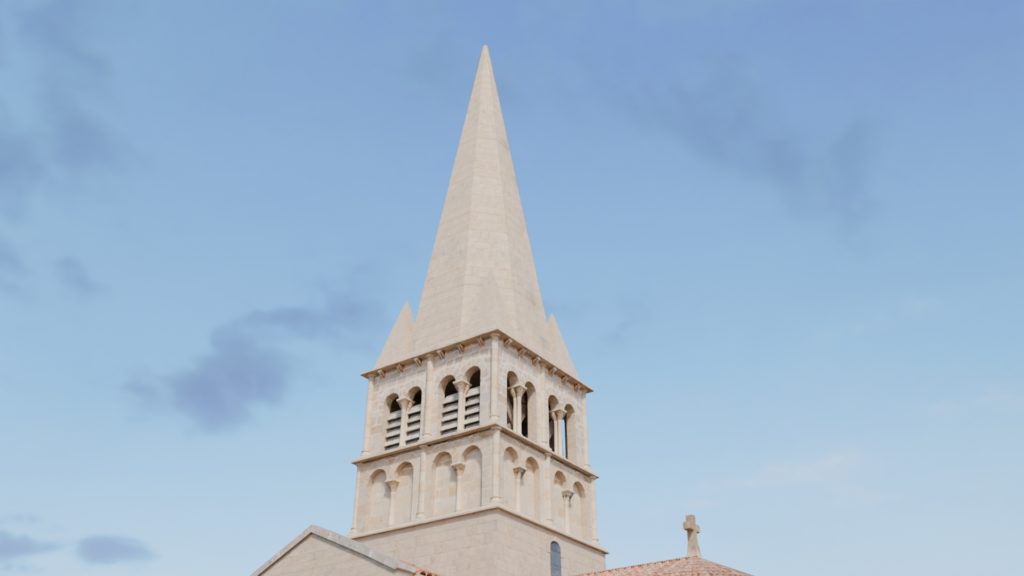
(461, 446), (483, 509)
(432, 452), (456, 516)
(522, 383), (534, 439)
(550, 541), (562, 576)
(501, 447), (518, 505)
(523, 457), (539, 519)
(506, 372), (518, 430)
(548, 396), (559, 451)
(552, 471), (567, 529)
(406, 388), (422, 445)
(394, 462), (415, 525)
(441, 377), (458, 435)
(464, 368), (481, 429)
(572, 481), (588, 538)
(562, 405), (575, 459)
(385, 395), (401, 451)
(366, 470), (388, 531)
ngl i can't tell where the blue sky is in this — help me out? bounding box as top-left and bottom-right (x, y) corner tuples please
(1, 1), (1022, 574)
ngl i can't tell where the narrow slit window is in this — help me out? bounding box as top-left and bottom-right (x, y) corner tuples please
(550, 541), (562, 576)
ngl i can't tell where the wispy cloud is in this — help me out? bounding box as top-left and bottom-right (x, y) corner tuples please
(0, 126), (43, 221)
(619, 58), (876, 228)
(926, 385), (1024, 420)
(76, 536), (154, 565)
(745, 449), (863, 488)
(0, 530), (58, 566)
(0, 233), (27, 293)
(55, 256), (99, 296)
(128, 291), (382, 432)
(0, 1), (118, 294)
(0, 1), (115, 221)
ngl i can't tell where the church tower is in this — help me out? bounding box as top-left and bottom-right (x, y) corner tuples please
(348, 47), (606, 575)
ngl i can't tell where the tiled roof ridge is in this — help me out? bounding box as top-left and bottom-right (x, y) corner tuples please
(578, 555), (753, 576)
(578, 555), (683, 575)
(581, 553), (675, 569)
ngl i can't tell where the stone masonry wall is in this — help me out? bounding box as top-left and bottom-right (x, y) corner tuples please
(355, 508), (605, 576)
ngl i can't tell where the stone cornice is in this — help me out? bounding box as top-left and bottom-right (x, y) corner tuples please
(362, 329), (593, 394)
(352, 422), (598, 481)
(351, 504), (608, 555)
(252, 524), (425, 576)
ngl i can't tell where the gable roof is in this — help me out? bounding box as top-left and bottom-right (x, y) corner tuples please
(251, 525), (438, 576)
(579, 556), (753, 576)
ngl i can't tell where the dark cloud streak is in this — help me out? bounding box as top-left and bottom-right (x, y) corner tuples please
(129, 292), (383, 432)
(0, 233), (27, 292)
(612, 57), (876, 227)
(0, 0), (119, 296)
(55, 256), (100, 295)
(0, 530), (57, 561)
(76, 535), (154, 565)
(0, 123), (43, 221)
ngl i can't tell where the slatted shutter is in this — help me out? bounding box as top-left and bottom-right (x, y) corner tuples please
(441, 383), (459, 435)
(385, 400), (401, 450)
(464, 371), (481, 429)
(406, 391), (422, 444)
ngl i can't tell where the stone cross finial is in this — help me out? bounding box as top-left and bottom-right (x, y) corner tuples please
(684, 514), (701, 558)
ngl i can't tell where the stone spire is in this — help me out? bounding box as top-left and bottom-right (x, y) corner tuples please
(376, 46), (575, 376)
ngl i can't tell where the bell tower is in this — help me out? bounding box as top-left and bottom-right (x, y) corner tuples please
(348, 46), (605, 576)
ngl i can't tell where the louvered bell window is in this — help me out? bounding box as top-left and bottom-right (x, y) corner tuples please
(406, 391), (422, 444)
(441, 383), (459, 435)
(464, 371), (481, 429)
(385, 399), (401, 450)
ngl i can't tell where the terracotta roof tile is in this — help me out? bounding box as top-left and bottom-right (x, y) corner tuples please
(579, 556), (752, 576)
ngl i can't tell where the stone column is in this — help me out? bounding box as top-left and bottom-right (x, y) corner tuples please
(588, 480), (599, 543)
(511, 385), (526, 435)
(386, 479), (400, 526)
(513, 466), (526, 512)
(541, 453), (553, 524)
(489, 335), (501, 423)
(552, 409), (566, 457)
(361, 377), (376, 456)
(456, 380), (470, 432)
(580, 396), (590, 468)
(397, 397), (413, 447)
(350, 467), (364, 535)
(423, 357), (435, 439)
(452, 463), (466, 511)
(416, 448), (429, 519)
(562, 490), (574, 534)
(490, 427), (502, 503)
